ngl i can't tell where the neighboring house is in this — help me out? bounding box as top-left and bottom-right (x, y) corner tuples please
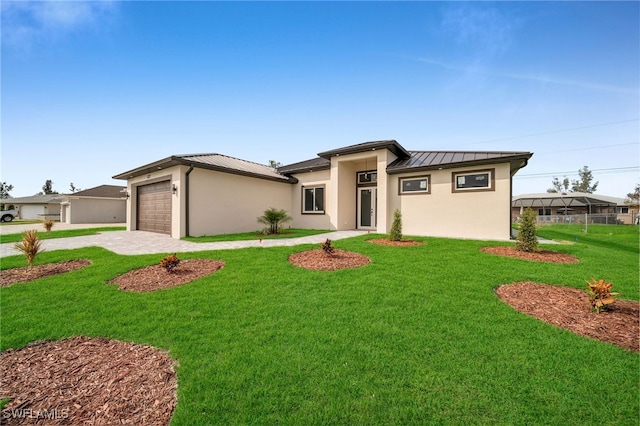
(512, 192), (639, 225)
(113, 140), (533, 240)
(60, 185), (127, 224)
(4, 195), (63, 220)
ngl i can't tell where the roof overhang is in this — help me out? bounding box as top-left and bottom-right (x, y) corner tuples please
(387, 153), (532, 175)
(318, 140), (410, 160)
(113, 156), (298, 184)
(512, 193), (619, 208)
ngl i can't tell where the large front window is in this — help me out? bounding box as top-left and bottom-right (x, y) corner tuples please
(303, 186), (325, 214)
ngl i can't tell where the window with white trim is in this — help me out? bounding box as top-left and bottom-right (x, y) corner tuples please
(538, 208), (551, 216)
(399, 176), (430, 194)
(302, 186), (325, 214)
(452, 169), (494, 192)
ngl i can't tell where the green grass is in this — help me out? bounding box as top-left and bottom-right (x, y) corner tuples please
(1, 227), (638, 425)
(0, 227), (126, 243)
(183, 228), (330, 242)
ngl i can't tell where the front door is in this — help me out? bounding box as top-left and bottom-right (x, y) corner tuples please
(358, 188), (377, 230)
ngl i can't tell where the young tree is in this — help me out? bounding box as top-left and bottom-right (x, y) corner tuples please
(515, 208), (538, 253)
(36, 180), (59, 195)
(257, 207), (292, 234)
(547, 176), (570, 193)
(625, 183), (640, 208)
(389, 209), (403, 241)
(0, 182), (13, 210)
(0, 182), (13, 199)
(268, 160), (283, 169)
(570, 166), (598, 193)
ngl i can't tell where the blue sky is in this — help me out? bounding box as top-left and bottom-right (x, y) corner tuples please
(2, 1), (638, 198)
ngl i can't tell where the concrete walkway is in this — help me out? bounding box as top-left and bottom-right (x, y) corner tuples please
(0, 229), (368, 258)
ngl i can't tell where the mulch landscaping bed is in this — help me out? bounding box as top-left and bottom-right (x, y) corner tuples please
(289, 249), (371, 271)
(481, 246), (579, 263)
(496, 282), (639, 352)
(0, 336), (178, 425)
(109, 259), (225, 292)
(0, 260), (92, 287)
(367, 238), (424, 247)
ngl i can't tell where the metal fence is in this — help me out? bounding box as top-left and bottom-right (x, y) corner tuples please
(513, 213), (638, 226)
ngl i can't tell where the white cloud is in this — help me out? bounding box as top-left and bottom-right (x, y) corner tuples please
(440, 4), (515, 56)
(1, 0), (118, 51)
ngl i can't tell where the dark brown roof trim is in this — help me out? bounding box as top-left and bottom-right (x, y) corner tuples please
(386, 151), (532, 174)
(278, 157), (331, 175)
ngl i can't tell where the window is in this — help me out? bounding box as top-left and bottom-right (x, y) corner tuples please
(357, 171), (377, 185)
(302, 186), (325, 214)
(452, 169), (495, 192)
(538, 208), (551, 216)
(399, 175), (430, 194)
(617, 207), (629, 214)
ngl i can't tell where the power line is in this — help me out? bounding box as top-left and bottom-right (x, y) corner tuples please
(536, 142), (639, 155)
(514, 166), (639, 179)
(451, 119), (639, 148)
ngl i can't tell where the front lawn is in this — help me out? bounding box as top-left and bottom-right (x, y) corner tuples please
(1, 227), (638, 425)
(0, 227), (126, 243)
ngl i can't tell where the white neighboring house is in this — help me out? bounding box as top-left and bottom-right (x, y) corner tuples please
(60, 185), (127, 224)
(3, 194), (63, 220)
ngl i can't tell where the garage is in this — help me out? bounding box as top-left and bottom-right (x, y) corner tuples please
(137, 181), (172, 235)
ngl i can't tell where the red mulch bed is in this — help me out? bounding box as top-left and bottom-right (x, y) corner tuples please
(289, 249), (371, 271)
(0, 260), (92, 287)
(496, 282), (639, 352)
(109, 259), (225, 292)
(0, 336), (178, 425)
(367, 238), (424, 247)
(481, 246), (579, 263)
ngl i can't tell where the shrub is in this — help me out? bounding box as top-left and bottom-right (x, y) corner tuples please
(14, 230), (44, 268)
(321, 239), (335, 256)
(43, 220), (54, 234)
(257, 208), (292, 235)
(515, 208), (538, 252)
(586, 278), (618, 313)
(160, 253), (180, 273)
(389, 209), (403, 241)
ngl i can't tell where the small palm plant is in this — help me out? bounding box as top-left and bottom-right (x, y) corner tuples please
(14, 230), (44, 268)
(257, 207), (292, 235)
(43, 220), (54, 234)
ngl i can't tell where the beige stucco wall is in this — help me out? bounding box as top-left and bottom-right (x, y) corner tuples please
(289, 169), (333, 230)
(388, 163), (513, 240)
(125, 167), (183, 237)
(188, 168), (291, 237)
(63, 198), (126, 224)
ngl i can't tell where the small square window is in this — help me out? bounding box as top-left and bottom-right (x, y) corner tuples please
(399, 176), (430, 194)
(302, 186), (325, 214)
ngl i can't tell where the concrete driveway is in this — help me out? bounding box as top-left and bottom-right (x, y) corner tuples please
(0, 226), (368, 258)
